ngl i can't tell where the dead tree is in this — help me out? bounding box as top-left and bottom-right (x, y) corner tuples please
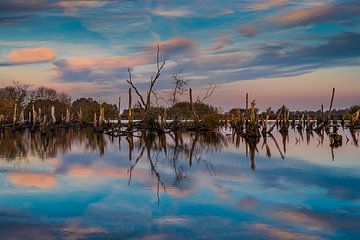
(126, 45), (166, 113)
(170, 72), (189, 105)
(328, 87), (335, 120)
(196, 82), (216, 104)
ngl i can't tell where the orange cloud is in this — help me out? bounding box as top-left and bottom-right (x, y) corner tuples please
(246, 0), (289, 10)
(58, 55), (151, 71)
(56, 0), (108, 11)
(157, 37), (197, 53)
(236, 197), (259, 210)
(252, 223), (323, 240)
(236, 24), (259, 36)
(66, 164), (128, 178)
(275, 211), (328, 228)
(63, 221), (107, 240)
(7, 172), (57, 189)
(6, 48), (56, 64)
(269, 4), (334, 27)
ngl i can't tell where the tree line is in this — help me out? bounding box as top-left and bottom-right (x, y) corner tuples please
(0, 82), (219, 124)
(0, 82), (118, 123)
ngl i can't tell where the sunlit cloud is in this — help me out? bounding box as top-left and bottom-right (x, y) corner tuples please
(1, 47), (55, 66)
(269, 1), (360, 28)
(0, 0), (110, 12)
(152, 7), (191, 18)
(7, 172), (57, 189)
(251, 223), (323, 240)
(62, 221), (107, 240)
(157, 37), (198, 58)
(56, 0), (109, 11)
(275, 211), (329, 229)
(236, 24), (259, 36)
(236, 197), (259, 210)
(246, 0), (289, 11)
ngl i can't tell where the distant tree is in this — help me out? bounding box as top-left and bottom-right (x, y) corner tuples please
(24, 87), (71, 121)
(167, 102), (217, 120)
(349, 105), (360, 114)
(0, 82), (30, 109)
(72, 98), (118, 122)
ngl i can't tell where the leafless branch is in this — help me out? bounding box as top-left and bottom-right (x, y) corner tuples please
(196, 82), (216, 103)
(126, 68), (146, 108)
(170, 71), (189, 105)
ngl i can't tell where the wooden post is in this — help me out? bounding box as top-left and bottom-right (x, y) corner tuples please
(321, 104), (324, 117)
(250, 100), (256, 124)
(38, 108), (41, 122)
(65, 107), (70, 124)
(246, 93), (249, 120)
(13, 103), (17, 124)
(19, 110), (25, 125)
(94, 112), (97, 128)
(99, 106), (105, 126)
(118, 96), (121, 122)
(32, 104), (37, 127)
(189, 88), (193, 105)
(51, 106), (56, 123)
(78, 108), (83, 123)
(328, 87), (335, 119)
(128, 88), (133, 128)
(189, 88), (198, 122)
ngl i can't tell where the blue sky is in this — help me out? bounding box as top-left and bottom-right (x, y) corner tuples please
(0, 0), (359, 110)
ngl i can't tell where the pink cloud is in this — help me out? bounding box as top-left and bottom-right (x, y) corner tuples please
(275, 211), (329, 228)
(66, 164), (129, 179)
(6, 47), (56, 64)
(62, 221), (107, 240)
(246, 0), (289, 11)
(56, 0), (108, 11)
(251, 223), (323, 240)
(236, 24), (259, 36)
(236, 197), (259, 210)
(53, 37), (197, 81)
(7, 172), (57, 189)
(152, 7), (191, 17)
(270, 5), (334, 26)
(157, 37), (197, 56)
(58, 55), (151, 71)
(207, 39), (232, 51)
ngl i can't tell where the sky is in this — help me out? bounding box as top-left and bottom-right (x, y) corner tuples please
(0, 0), (359, 111)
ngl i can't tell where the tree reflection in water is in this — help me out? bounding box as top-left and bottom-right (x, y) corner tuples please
(0, 126), (358, 202)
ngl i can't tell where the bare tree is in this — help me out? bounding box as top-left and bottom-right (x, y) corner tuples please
(126, 45), (166, 112)
(170, 71), (189, 105)
(196, 82), (216, 103)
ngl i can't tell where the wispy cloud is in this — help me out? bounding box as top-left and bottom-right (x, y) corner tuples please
(246, 0), (289, 11)
(0, 0), (109, 12)
(53, 37), (197, 83)
(152, 7), (191, 18)
(236, 24), (259, 36)
(269, 1), (360, 28)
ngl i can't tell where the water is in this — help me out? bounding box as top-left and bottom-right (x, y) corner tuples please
(0, 127), (359, 239)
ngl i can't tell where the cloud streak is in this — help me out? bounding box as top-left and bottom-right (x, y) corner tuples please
(152, 7), (191, 18)
(0, 47), (56, 66)
(269, 1), (360, 28)
(246, 0), (289, 11)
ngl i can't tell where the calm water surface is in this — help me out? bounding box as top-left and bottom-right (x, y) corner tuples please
(0, 127), (359, 239)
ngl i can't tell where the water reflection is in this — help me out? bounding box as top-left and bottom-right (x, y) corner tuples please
(0, 127), (359, 239)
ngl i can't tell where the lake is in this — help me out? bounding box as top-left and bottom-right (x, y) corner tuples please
(0, 127), (359, 239)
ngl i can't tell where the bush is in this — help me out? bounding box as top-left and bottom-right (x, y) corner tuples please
(201, 113), (221, 130)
